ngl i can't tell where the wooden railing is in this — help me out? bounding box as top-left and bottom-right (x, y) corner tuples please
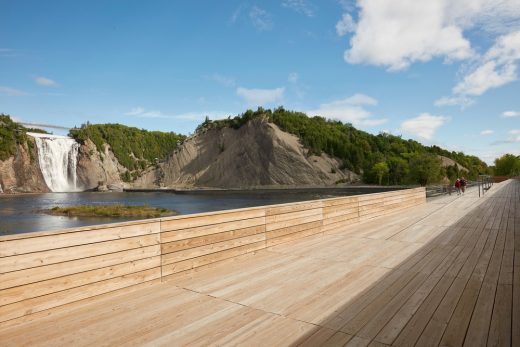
(0, 187), (425, 327)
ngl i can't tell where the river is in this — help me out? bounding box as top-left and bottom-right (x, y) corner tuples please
(0, 187), (400, 235)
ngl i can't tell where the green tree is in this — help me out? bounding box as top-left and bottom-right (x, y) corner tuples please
(387, 156), (409, 185)
(372, 161), (389, 185)
(494, 154), (520, 176)
(408, 153), (443, 186)
(0, 114), (48, 161)
(445, 164), (459, 181)
(69, 123), (185, 176)
(190, 107), (489, 185)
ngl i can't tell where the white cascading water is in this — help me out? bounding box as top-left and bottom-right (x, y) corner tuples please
(27, 132), (80, 192)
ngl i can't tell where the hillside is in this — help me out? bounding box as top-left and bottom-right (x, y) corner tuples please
(1, 109), (492, 192)
(69, 123), (185, 185)
(0, 115), (49, 193)
(196, 108), (490, 185)
(139, 117), (356, 188)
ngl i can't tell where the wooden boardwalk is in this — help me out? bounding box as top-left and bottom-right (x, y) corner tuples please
(0, 180), (518, 346)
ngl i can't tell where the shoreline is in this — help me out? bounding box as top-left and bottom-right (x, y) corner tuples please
(0, 184), (415, 196)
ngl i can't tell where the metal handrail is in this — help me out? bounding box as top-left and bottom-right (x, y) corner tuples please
(478, 175), (493, 197)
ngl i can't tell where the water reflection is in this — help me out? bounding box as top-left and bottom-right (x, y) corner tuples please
(0, 188), (397, 235)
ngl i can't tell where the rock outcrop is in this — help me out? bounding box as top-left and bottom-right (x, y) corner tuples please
(0, 139), (49, 193)
(75, 139), (126, 190)
(439, 155), (469, 172)
(0, 119), (358, 192)
(152, 118), (358, 188)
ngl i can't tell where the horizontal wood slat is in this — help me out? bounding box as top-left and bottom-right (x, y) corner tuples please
(160, 209), (265, 232)
(0, 257), (160, 306)
(0, 245), (160, 290)
(0, 187), (425, 325)
(0, 268), (160, 323)
(161, 225), (264, 254)
(0, 234), (160, 274)
(0, 222), (160, 258)
(161, 241), (266, 277)
(0, 220), (163, 325)
(161, 217), (265, 243)
(161, 234), (266, 265)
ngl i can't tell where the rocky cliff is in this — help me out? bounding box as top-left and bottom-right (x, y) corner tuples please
(75, 138), (126, 191)
(138, 118), (357, 188)
(0, 139), (49, 193)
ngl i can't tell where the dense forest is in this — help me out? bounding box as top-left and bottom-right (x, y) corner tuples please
(69, 123), (185, 179)
(494, 154), (520, 176)
(0, 114), (47, 161)
(197, 107), (492, 185)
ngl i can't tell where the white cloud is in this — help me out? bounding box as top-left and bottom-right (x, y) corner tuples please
(288, 72), (299, 83)
(502, 110), (520, 117)
(124, 107), (169, 118)
(230, 4), (244, 24)
(35, 76), (57, 87)
(509, 129), (520, 142)
(453, 30), (520, 95)
(434, 95), (475, 109)
(282, 0), (315, 17)
(481, 129), (494, 135)
(210, 73), (236, 87)
(453, 61), (517, 96)
(249, 6), (273, 31)
(124, 107), (145, 116)
(342, 93), (378, 106)
(486, 30), (520, 64)
(340, 0), (520, 71)
(343, 1), (473, 71)
(236, 87), (285, 106)
(306, 94), (386, 126)
(336, 13), (356, 36)
(400, 113), (448, 140)
(124, 107), (228, 121)
(173, 111), (229, 121)
(0, 86), (29, 96)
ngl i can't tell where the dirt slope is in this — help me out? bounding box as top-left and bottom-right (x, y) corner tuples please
(147, 118), (357, 188)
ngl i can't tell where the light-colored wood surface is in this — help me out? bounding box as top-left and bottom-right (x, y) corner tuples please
(0, 221), (161, 324)
(3, 182), (518, 346)
(159, 187), (425, 277)
(0, 187), (425, 327)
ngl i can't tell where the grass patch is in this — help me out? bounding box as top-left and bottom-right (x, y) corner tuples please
(43, 204), (175, 218)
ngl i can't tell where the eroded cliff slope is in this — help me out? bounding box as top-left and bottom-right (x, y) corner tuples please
(146, 118), (357, 188)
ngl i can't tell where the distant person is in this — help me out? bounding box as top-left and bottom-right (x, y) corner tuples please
(455, 178), (461, 195)
(442, 176), (451, 195)
(460, 177), (467, 194)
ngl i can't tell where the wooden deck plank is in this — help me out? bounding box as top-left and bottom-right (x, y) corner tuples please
(391, 223), (486, 346)
(0, 180), (517, 346)
(438, 184), (509, 347)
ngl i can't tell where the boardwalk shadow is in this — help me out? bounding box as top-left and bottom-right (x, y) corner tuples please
(286, 180), (517, 347)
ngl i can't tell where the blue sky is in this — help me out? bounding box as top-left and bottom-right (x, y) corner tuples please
(1, 0), (519, 164)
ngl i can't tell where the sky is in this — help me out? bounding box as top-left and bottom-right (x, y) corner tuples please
(1, 0), (519, 164)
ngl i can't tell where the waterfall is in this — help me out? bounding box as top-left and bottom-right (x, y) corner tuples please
(28, 133), (80, 192)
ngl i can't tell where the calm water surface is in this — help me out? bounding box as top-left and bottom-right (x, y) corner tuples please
(0, 188), (398, 235)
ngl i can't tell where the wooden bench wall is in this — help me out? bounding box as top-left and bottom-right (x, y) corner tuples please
(265, 200), (323, 247)
(160, 208), (267, 279)
(358, 188), (425, 221)
(0, 187), (425, 326)
(0, 220), (161, 325)
(159, 187), (425, 277)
